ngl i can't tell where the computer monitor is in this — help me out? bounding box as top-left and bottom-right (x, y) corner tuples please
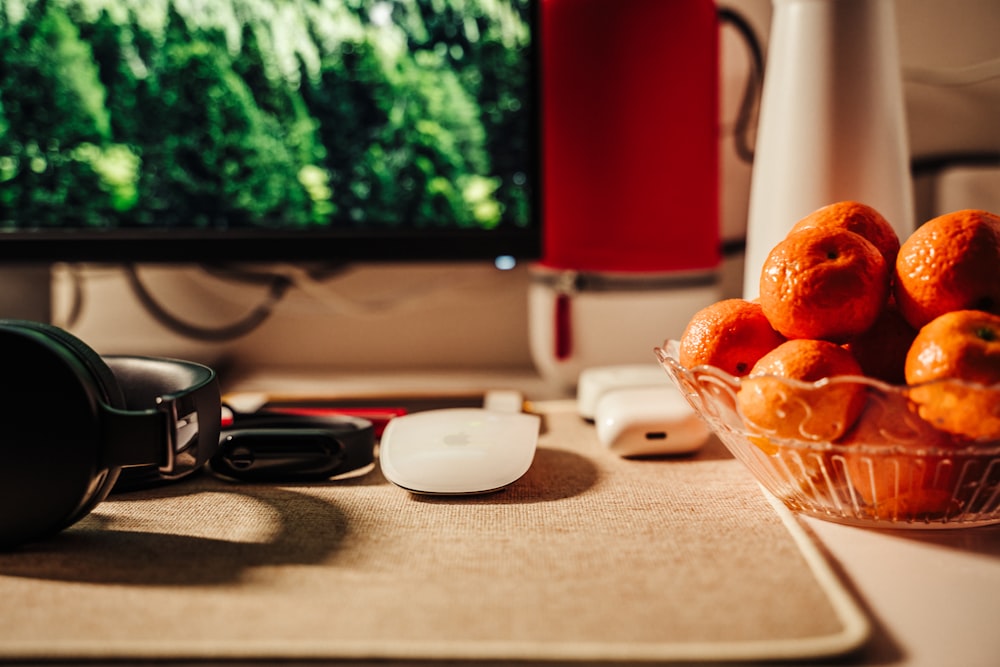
(0, 0), (539, 268)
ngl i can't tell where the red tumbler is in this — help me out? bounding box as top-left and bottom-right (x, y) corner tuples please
(532, 0), (721, 390)
(540, 0), (720, 273)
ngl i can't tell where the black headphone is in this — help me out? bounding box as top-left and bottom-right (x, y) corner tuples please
(0, 320), (221, 549)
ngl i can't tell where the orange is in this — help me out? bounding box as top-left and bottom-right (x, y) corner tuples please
(905, 309), (1000, 440)
(678, 298), (785, 377)
(842, 305), (917, 385)
(789, 200), (900, 269)
(894, 209), (1000, 330)
(737, 338), (867, 442)
(759, 226), (889, 342)
(840, 389), (960, 519)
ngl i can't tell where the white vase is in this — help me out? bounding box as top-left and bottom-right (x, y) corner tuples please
(742, 0), (914, 299)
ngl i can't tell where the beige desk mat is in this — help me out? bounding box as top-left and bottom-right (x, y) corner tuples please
(0, 401), (868, 663)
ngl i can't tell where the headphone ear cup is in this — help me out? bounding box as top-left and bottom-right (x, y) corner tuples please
(0, 321), (127, 548)
(2, 320), (127, 409)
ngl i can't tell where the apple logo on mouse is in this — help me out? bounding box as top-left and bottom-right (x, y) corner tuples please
(443, 432), (470, 446)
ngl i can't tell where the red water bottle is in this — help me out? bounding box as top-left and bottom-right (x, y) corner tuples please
(540, 0), (719, 273)
(531, 0), (721, 390)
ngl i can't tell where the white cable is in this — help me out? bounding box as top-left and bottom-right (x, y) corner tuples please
(903, 57), (1000, 87)
(259, 263), (515, 319)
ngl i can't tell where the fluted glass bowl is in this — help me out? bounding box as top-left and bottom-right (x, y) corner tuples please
(655, 340), (1000, 528)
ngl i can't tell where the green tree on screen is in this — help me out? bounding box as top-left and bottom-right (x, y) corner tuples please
(0, 0), (532, 230)
(0, 3), (127, 224)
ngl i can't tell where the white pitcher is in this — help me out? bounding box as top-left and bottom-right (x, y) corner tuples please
(743, 0), (914, 300)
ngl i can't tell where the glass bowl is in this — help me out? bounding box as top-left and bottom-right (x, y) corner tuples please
(655, 340), (1000, 528)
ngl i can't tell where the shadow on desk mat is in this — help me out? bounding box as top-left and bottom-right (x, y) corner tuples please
(0, 402), (868, 663)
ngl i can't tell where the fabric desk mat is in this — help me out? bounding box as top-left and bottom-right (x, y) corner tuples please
(0, 400), (869, 664)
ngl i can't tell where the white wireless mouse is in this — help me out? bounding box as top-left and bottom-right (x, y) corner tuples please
(379, 408), (541, 495)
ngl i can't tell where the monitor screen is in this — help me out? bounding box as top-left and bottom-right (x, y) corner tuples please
(0, 0), (539, 263)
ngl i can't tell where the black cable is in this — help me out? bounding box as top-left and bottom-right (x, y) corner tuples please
(59, 265), (87, 330)
(717, 6), (765, 165)
(713, 6), (765, 256)
(199, 261), (350, 285)
(124, 264), (294, 342)
(911, 152), (1000, 178)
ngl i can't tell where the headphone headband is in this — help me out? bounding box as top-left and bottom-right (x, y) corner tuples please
(105, 356), (221, 491)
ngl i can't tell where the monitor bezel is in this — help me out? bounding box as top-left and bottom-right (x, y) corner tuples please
(0, 227), (542, 263)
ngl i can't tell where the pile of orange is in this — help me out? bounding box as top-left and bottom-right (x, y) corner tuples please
(677, 201), (1000, 517)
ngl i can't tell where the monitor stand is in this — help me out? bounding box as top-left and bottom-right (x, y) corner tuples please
(0, 264), (52, 322)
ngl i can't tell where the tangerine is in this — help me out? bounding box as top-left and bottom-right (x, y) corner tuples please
(842, 305), (917, 385)
(840, 388), (960, 519)
(905, 309), (1000, 440)
(789, 200), (900, 269)
(678, 298), (785, 377)
(759, 226), (889, 342)
(737, 338), (867, 442)
(894, 209), (1000, 330)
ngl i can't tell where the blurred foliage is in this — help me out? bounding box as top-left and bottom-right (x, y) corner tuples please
(0, 0), (533, 230)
